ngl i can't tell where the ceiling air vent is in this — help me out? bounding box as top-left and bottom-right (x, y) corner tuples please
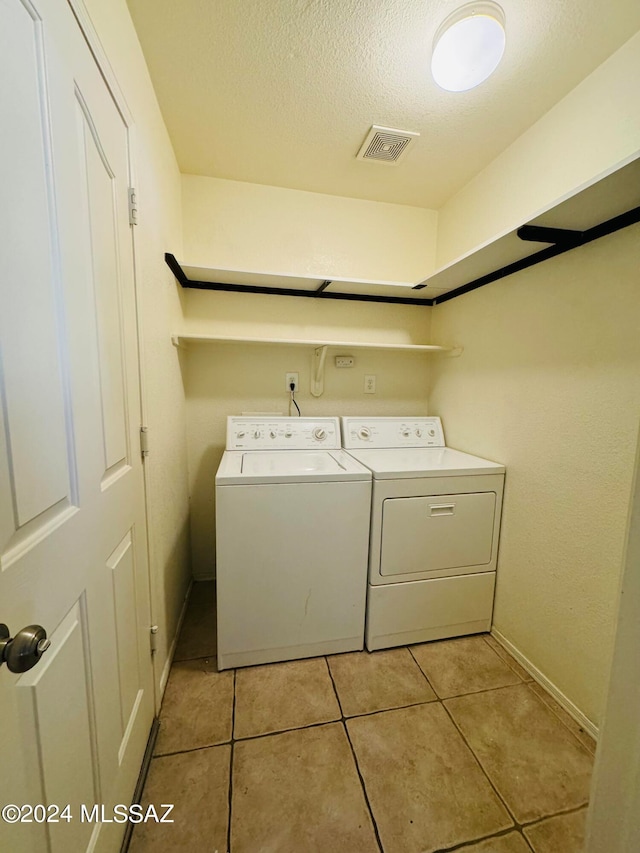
(356, 125), (420, 165)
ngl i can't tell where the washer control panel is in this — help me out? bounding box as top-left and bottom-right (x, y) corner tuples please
(227, 417), (341, 450)
(341, 417), (445, 449)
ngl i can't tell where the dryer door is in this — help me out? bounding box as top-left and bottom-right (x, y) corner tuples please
(380, 492), (496, 577)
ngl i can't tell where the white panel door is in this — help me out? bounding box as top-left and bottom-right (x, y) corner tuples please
(0, 1), (153, 852)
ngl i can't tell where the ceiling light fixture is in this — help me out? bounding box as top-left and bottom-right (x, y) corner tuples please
(431, 2), (506, 92)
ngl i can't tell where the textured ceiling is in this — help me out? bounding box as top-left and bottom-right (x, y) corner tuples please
(126, 0), (640, 209)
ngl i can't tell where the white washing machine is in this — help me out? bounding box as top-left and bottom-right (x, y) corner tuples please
(341, 417), (505, 651)
(215, 417), (372, 670)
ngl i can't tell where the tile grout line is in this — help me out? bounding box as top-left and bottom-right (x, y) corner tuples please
(407, 644), (440, 694)
(324, 656), (385, 853)
(154, 742), (231, 759)
(432, 824), (536, 853)
(432, 680), (531, 703)
(226, 668), (236, 853)
(407, 642), (526, 701)
(439, 698), (523, 831)
(520, 802), (590, 828)
(230, 715), (344, 743)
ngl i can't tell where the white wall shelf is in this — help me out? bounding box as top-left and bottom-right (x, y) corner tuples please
(171, 333), (462, 397)
(417, 155), (640, 303)
(165, 255), (431, 305)
(167, 156), (640, 306)
(170, 333), (457, 354)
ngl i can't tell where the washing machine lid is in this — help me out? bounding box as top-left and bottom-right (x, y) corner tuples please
(216, 448), (372, 485)
(345, 447), (504, 479)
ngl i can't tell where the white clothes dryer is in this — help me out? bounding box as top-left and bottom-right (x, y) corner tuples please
(216, 417), (372, 670)
(341, 417), (505, 651)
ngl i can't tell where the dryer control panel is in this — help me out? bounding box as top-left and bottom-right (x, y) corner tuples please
(341, 417), (445, 449)
(227, 417), (341, 450)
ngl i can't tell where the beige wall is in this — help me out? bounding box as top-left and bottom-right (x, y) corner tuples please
(182, 287), (432, 345)
(429, 224), (640, 726)
(435, 31), (640, 269)
(83, 0), (192, 696)
(178, 175), (437, 580)
(182, 174), (438, 282)
(586, 424), (640, 851)
(183, 291), (434, 579)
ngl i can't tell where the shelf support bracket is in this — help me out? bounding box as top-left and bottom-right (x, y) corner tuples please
(517, 225), (583, 245)
(310, 346), (327, 397)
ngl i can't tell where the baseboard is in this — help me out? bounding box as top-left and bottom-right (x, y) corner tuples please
(120, 718), (160, 853)
(158, 579), (193, 698)
(491, 627), (599, 740)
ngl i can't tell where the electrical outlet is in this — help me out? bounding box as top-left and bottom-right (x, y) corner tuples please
(285, 372), (299, 392)
(364, 374), (376, 394)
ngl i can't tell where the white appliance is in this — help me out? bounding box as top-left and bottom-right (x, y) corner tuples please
(216, 417), (372, 670)
(341, 417), (505, 651)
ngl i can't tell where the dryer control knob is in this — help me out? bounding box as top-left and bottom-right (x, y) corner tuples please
(358, 427), (371, 440)
(313, 428), (327, 441)
(415, 428), (422, 437)
(428, 429), (436, 437)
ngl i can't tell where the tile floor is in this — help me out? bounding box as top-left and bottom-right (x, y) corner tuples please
(129, 582), (595, 853)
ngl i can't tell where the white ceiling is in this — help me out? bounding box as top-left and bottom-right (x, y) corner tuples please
(126, 0), (640, 209)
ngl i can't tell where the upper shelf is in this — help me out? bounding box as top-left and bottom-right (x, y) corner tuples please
(165, 255), (429, 305)
(166, 156), (640, 306)
(417, 156), (640, 303)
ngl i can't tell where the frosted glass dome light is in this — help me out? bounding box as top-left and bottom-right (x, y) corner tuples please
(431, 2), (506, 92)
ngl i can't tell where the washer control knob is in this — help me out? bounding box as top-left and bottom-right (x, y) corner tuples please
(269, 430), (276, 439)
(358, 427), (371, 440)
(401, 428), (411, 437)
(415, 428), (423, 437)
(428, 428), (436, 437)
(237, 430), (246, 438)
(252, 430), (261, 439)
(313, 427), (327, 441)
(284, 430), (293, 438)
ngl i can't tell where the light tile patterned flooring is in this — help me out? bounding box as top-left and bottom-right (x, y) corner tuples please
(129, 582), (595, 853)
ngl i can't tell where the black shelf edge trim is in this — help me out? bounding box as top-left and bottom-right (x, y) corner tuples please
(164, 255), (434, 306)
(431, 205), (640, 305)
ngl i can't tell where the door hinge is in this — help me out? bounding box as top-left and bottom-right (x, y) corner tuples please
(150, 625), (158, 654)
(128, 187), (138, 226)
(140, 425), (149, 458)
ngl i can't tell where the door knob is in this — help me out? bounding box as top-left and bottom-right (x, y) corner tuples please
(0, 623), (51, 673)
